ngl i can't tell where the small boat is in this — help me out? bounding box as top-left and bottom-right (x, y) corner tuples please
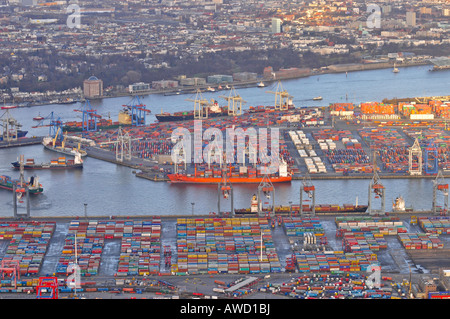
(33, 113), (45, 121)
(393, 63), (399, 73)
(206, 86), (215, 92)
(257, 82), (265, 88)
(313, 96), (323, 101)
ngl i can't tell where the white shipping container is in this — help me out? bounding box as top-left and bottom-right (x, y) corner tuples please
(410, 114), (434, 120)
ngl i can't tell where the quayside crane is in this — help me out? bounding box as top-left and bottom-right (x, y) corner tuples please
(122, 95), (150, 127)
(432, 170), (448, 215)
(257, 174), (275, 218)
(219, 86), (246, 116)
(186, 90), (214, 119)
(0, 107), (22, 142)
(73, 99), (101, 134)
(32, 111), (63, 140)
(408, 138), (422, 176)
(424, 140), (439, 175)
(368, 169), (385, 215)
(98, 126), (141, 162)
(300, 174), (315, 216)
(266, 81), (293, 111)
(218, 171), (233, 218)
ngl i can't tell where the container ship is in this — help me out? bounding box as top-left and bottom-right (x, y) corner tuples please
(234, 204), (368, 215)
(42, 136), (87, 157)
(63, 107), (147, 132)
(0, 130), (27, 141)
(156, 102), (296, 123)
(167, 162), (292, 184)
(0, 175), (43, 194)
(11, 154), (83, 170)
(156, 101), (228, 122)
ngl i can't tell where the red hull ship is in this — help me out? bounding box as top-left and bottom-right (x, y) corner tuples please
(168, 161), (292, 184)
(167, 173), (292, 184)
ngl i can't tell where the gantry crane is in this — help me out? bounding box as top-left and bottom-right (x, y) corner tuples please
(0, 107), (22, 142)
(0, 260), (20, 289)
(186, 90), (214, 119)
(368, 169), (385, 215)
(73, 99), (101, 134)
(98, 126), (141, 162)
(219, 86), (246, 116)
(218, 171), (233, 217)
(257, 174), (275, 217)
(424, 140), (439, 175)
(432, 170), (448, 215)
(408, 138), (423, 176)
(266, 81), (293, 110)
(36, 277), (59, 299)
(31, 111), (63, 140)
(12, 155), (30, 219)
(300, 174), (316, 216)
(122, 95), (150, 126)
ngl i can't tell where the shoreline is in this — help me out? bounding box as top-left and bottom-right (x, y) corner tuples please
(10, 60), (432, 108)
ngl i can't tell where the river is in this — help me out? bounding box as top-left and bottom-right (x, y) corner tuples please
(0, 64), (449, 217)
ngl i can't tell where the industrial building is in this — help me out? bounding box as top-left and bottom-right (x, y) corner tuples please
(233, 72), (258, 82)
(128, 82), (151, 94)
(180, 77), (206, 86)
(207, 74), (233, 84)
(151, 80), (178, 90)
(83, 76), (103, 98)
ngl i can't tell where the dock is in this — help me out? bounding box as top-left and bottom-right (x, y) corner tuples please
(0, 136), (43, 149)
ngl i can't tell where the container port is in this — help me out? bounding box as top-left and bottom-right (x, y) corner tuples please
(33, 91), (450, 183)
(0, 212), (445, 300)
(3, 90), (450, 301)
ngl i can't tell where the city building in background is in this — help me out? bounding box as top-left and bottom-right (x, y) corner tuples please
(83, 76), (103, 98)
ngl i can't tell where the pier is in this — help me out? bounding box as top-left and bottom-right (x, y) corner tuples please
(0, 136), (43, 149)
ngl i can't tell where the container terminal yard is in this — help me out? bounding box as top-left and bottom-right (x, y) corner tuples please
(2, 88), (450, 301)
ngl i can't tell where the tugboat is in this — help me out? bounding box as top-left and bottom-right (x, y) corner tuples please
(0, 156), (43, 195)
(33, 113), (45, 121)
(0, 175), (43, 194)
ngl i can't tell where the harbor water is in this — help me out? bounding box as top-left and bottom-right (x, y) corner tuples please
(1, 65), (449, 217)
